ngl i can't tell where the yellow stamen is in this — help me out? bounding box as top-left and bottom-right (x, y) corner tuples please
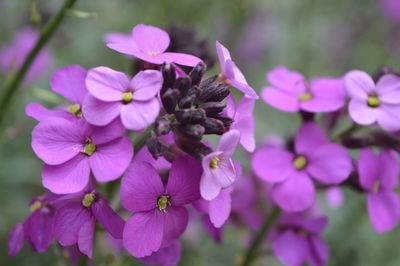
(122, 92), (133, 103)
(83, 143), (96, 156)
(148, 52), (158, 56)
(367, 96), (380, 108)
(68, 104), (82, 117)
(157, 195), (170, 212)
(82, 193), (95, 207)
(29, 201), (42, 212)
(372, 181), (380, 194)
(293, 156), (307, 170)
(298, 92), (312, 101)
(210, 157), (220, 169)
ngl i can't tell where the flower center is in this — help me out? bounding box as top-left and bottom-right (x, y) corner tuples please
(82, 138), (96, 156)
(210, 157), (220, 169)
(367, 96), (380, 108)
(293, 156), (307, 170)
(372, 181), (380, 194)
(298, 92), (312, 101)
(122, 92), (133, 103)
(68, 104), (82, 117)
(82, 193), (95, 207)
(148, 52), (159, 56)
(157, 195), (171, 212)
(29, 201), (42, 212)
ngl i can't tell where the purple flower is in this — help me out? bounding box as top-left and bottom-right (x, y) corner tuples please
(53, 189), (125, 258)
(0, 27), (53, 84)
(262, 66), (346, 113)
(252, 122), (352, 211)
(227, 94), (256, 152)
(325, 186), (344, 209)
(31, 117), (133, 194)
(139, 241), (182, 266)
(107, 24), (202, 67)
(121, 156), (202, 257)
(82, 67), (162, 130)
(380, 0), (400, 22)
(26, 65), (88, 122)
(345, 70), (400, 132)
(8, 193), (59, 256)
(215, 41), (259, 99)
(357, 148), (400, 233)
(200, 130), (241, 200)
(271, 213), (329, 266)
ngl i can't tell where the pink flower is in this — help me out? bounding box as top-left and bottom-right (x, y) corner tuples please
(121, 156), (202, 257)
(26, 65), (88, 122)
(82, 67), (162, 130)
(106, 24), (202, 67)
(262, 66), (346, 113)
(200, 130), (241, 200)
(31, 118), (133, 194)
(252, 122), (352, 211)
(345, 70), (400, 132)
(215, 41), (259, 99)
(357, 148), (400, 233)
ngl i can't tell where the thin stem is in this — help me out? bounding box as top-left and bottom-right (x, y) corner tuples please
(241, 206), (281, 266)
(0, 0), (78, 126)
(134, 125), (154, 152)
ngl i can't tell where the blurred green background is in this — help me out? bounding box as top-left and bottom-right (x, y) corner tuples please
(1, 0), (400, 265)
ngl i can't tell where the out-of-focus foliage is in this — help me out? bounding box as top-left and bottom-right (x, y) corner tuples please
(1, 0), (400, 265)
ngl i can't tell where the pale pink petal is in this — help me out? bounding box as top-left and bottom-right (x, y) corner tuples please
(216, 41), (231, 70)
(132, 24), (170, 54)
(261, 86), (300, 112)
(376, 74), (400, 104)
(225, 61), (259, 99)
(50, 65), (87, 104)
(209, 187), (233, 228)
(200, 156), (223, 201)
(217, 129), (240, 156)
(295, 122), (328, 156)
(104, 32), (132, 44)
(156, 52), (203, 67)
(379, 149), (399, 189)
(377, 104), (400, 132)
(266, 66), (305, 93)
(348, 99), (379, 125)
(234, 96), (256, 152)
(82, 94), (122, 126)
(120, 98), (160, 130)
(131, 70), (163, 101)
(367, 191), (400, 233)
(107, 42), (139, 56)
(26, 102), (71, 122)
(344, 70), (375, 100)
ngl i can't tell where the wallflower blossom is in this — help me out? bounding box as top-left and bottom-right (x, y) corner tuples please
(262, 66), (346, 113)
(139, 241), (182, 266)
(26, 65), (88, 122)
(380, 0), (400, 22)
(270, 212), (329, 266)
(106, 24), (202, 67)
(31, 117), (133, 194)
(357, 148), (400, 233)
(53, 188), (125, 258)
(82, 67), (162, 130)
(200, 130), (240, 200)
(226, 95), (256, 152)
(344, 70), (400, 132)
(0, 27), (52, 84)
(252, 122), (352, 211)
(8, 193), (59, 256)
(121, 156), (202, 257)
(216, 41), (259, 99)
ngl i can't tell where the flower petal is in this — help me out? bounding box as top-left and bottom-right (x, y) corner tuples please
(24, 209), (54, 252)
(25, 103), (71, 122)
(367, 191), (400, 233)
(232, 96), (256, 152)
(121, 161), (163, 212)
(77, 216), (95, 258)
(225, 60), (259, 99)
(357, 148), (380, 191)
(295, 122), (329, 156)
(307, 235), (329, 266)
(217, 129), (240, 157)
(209, 187), (233, 228)
(132, 24), (170, 54)
(120, 98), (160, 131)
(166, 156), (202, 206)
(156, 52), (203, 67)
(162, 207), (188, 248)
(8, 223), (25, 256)
(139, 241), (182, 266)
(200, 155), (223, 201)
(82, 95), (121, 126)
(216, 41), (231, 69)
(92, 197), (125, 239)
(266, 66), (305, 93)
(123, 210), (164, 257)
(89, 118), (125, 145)
(89, 136), (133, 183)
(377, 104), (400, 132)
(272, 171), (315, 212)
(50, 65), (87, 104)
(42, 154), (90, 194)
(348, 99), (379, 125)
(86, 66), (129, 102)
(251, 147), (295, 183)
(131, 70), (162, 101)
(379, 149), (399, 189)
(376, 74), (400, 104)
(272, 230), (309, 266)
(344, 70), (374, 100)
(261, 86), (300, 112)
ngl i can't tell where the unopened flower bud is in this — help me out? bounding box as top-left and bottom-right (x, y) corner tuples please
(174, 76), (191, 97)
(189, 62), (207, 86)
(161, 63), (176, 94)
(210, 113), (234, 128)
(155, 117), (171, 136)
(198, 83), (230, 102)
(203, 118), (226, 135)
(146, 137), (165, 159)
(162, 89), (180, 113)
(178, 124), (205, 140)
(179, 94), (196, 109)
(175, 109), (206, 124)
(199, 102), (226, 115)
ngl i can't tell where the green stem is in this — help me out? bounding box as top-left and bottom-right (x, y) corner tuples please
(0, 0), (78, 126)
(134, 125), (154, 152)
(241, 207), (281, 266)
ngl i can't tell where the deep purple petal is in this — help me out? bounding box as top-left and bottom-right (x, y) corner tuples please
(123, 210), (164, 257)
(77, 216), (95, 258)
(379, 149), (399, 189)
(89, 118), (126, 145)
(251, 147), (295, 183)
(162, 207), (188, 248)
(8, 223), (25, 256)
(89, 136), (133, 183)
(203, 216), (223, 243)
(307, 235), (329, 266)
(42, 154), (90, 194)
(131, 70), (163, 101)
(50, 65), (87, 104)
(82, 95), (121, 126)
(302, 217), (328, 234)
(24, 209), (54, 252)
(121, 161), (163, 212)
(272, 171), (315, 212)
(139, 241), (182, 266)
(357, 148), (380, 191)
(367, 191), (400, 233)
(25, 103), (71, 122)
(272, 230), (309, 266)
(344, 70), (374, 100)
(120, 98), (160, 131)
(166, 156), (202, 206)
(92, 197), (125, 239)
(132, 24), (170, 54)
(295, 122), (328, 156)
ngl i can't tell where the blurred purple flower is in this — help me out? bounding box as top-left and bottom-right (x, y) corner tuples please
(139, 241), (182, 266)
(26, 65), (88, 122)
(0, 27), (53, 84)
(106, 24), (202, 67)
(200, 130), (240, 200)
(357, 148), (400, 233)
(380, 0), (400, 22)
(325, 186), (344, 209)
(345, 70), (400, 132)
(252, 122), (352, 211)
(121, 156), (201, 257)
(216, 41), (259, 99)
(262, 66), (346, 113)
(53, 189), (125, 258)
(31, 117), (133, 194)
(82, 67), (162, 130)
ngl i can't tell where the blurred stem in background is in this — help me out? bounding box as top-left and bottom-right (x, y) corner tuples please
(0, 0), (78, 126)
